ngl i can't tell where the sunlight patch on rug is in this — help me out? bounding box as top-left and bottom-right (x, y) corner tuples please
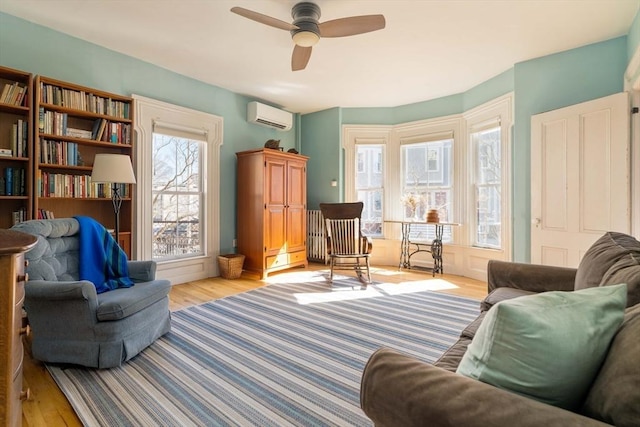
(378, 279), (459, 295)
(293, 279), (460, 305)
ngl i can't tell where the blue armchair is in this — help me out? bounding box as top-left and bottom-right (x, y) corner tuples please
(12, 218), (171, 369)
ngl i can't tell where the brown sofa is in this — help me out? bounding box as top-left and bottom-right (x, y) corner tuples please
(360, 232), (640, 427)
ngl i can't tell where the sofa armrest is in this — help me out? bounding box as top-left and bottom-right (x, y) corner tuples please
(360, 347), (610, 427)
(487, 260), (576, 293)
(127, 260), (157, 282)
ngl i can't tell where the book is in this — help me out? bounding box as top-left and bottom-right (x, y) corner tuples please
(16, 119), (23, 157)
(11, 124), (17, 156)
(5, 168), (12, 196)
(66, 127), (92, 139)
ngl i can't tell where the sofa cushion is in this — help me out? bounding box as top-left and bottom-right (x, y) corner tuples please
(600, 255), (640, 307)
(460, 311), (487, 339)
(456, 284), (627, 411)
(434, 336), (472, 372)
(575, 232), (640, 294)
(480, 287), (535, 312)
(582, 304), (640, 426)
(96, 279), (171, 321)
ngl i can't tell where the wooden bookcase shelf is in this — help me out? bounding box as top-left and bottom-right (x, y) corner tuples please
(0, 65), (33, 228)
(34, 76), (134, 257)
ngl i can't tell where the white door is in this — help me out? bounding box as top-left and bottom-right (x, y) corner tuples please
(531, 92), (630, 267)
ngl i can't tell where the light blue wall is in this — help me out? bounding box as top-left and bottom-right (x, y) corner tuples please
(301, 108), (342, 209)
(0, 12), (297, 255)
(463, 68), (514, 111)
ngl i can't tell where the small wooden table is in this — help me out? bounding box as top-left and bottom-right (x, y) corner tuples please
(386, 220), (460, 276)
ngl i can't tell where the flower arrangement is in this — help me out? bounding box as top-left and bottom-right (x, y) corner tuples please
(401, 192), (423, 217)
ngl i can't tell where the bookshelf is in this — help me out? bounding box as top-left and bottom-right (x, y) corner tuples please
(34, 76), (134, 257)
(0, 65), (32, 228)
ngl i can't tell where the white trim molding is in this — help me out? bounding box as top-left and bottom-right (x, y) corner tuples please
(133, 94), (223, 285)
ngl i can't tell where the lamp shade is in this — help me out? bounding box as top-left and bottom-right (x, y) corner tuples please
(91, 154), (136, 184)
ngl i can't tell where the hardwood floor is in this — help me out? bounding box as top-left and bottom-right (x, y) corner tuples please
(21, 263), (487, 427)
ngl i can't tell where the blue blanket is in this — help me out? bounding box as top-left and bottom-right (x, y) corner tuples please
(75, 216), (133, 293)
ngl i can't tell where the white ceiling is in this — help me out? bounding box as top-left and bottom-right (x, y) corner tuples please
(1, 0), (638, 114)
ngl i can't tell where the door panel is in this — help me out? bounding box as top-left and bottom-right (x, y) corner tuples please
(287, 160), (307, 253)
(540, 119), (569, 232)
(265, 158), (287, 255)
(266, 159), (286, 206)
(531, 92), (630, 267)
(265, 206), (286, 255)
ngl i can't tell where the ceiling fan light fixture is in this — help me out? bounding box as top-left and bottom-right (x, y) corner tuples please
(292, 30), (320, 47)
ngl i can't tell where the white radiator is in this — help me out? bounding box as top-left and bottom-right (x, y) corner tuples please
(306, 210), (327, 263)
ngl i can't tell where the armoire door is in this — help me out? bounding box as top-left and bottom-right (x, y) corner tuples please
(264, 156), (287, 256)
(286, 158), (307, 254)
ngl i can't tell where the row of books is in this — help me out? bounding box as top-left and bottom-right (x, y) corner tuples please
(40, 140), (81, 166)
(10, 119), (29, 157)
(37, 171), (130, 198)
(38, 108), (132, 144)
(91, 118), (132, 144)
(36, 208), (55, 220)
(0, 167), (26, 196)
(39, 83), (130, 119)
(9, 208), (56, 224)
(12, 207), (29, 225)
(0, 82), (28, 106)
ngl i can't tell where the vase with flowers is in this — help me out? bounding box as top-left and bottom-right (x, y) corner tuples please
(401, 192), (423, 220)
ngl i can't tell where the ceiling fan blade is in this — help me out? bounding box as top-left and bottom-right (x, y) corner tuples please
(292, 45), (312, 71)
(230, 7), (298, 31)
(319, 15), (386, 38)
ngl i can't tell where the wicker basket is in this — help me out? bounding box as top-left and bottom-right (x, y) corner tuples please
(217, 254), (245, 279)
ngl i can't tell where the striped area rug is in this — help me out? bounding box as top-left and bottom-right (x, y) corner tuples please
(48, 270), (480, 427)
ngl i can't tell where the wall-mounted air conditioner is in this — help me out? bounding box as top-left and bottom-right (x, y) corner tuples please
(247, 101), (293, 131)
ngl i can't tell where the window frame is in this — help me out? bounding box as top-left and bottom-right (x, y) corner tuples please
(464, 94), (513, 257)
(133, 94), (223, 284)
(471, 126), (502, 249)
(343, 125), (392, 239)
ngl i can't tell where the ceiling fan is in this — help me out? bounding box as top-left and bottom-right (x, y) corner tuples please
(231, 2), (386, 71)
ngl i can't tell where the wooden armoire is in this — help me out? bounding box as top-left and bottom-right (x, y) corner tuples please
(236, 148), (308, 278)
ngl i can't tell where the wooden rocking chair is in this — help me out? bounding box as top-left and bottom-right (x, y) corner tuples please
(319, 202), (373, 284)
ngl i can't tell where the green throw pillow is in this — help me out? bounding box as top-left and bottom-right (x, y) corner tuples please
(456, 284), (627, 411)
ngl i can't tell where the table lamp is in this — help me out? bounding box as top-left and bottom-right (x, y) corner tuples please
(91, 154), (136, 245)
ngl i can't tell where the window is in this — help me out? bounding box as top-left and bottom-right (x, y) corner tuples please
(472, 127), (501, 248)
(465, 93), (512, 255)
(152, 133), (203, 259)
(134, 94), (222, 284)
(356, 144), (384, 236)
(401, 139), (453, 241)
